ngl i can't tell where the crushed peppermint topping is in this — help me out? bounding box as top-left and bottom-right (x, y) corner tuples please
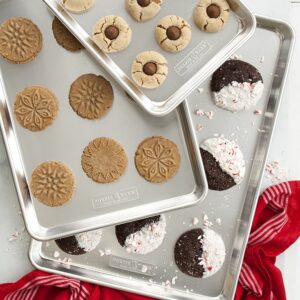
(197, 87), (204, 93)
(265, 160), (288, 184)
(141, 265), (148, 273)
(53, 251), (60, 258)
(124, 215), (166, 255)
(195, 109), (204, 116)
(192, 217), (199, 226)
(260, 56), (265, 63)
(201, 137), (245, 184)
(75, 229), (102, 252)
(196, 123), (204, 131)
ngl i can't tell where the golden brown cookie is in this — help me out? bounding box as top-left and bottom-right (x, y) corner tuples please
(81, 137), (128, 183)
(14, 86), (59, 132)
(0, 17), (42, 64)
(30, 161), (75, 207)
(69, 74), (114, 120)
(135, 136), (181, 183)
(52, 17), (83, 52)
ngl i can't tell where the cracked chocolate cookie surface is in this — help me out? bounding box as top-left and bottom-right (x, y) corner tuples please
(92, 15), (132, 53)
(131, 51), (168, 89)
(194, 0), (230, 33)
(125, 0), (162, 22)
(155, 15), (191, 53)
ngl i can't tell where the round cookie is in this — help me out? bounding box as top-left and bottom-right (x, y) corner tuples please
(174, 228), (226, 278)
(61, 0), (95, 13)
(81, 137), (128, 183)
(0, 17), (42, 64)
(135, 136), (180, 183)
(52, 17), (83, 52)
(155, 15), (191, 53)
(211, 59), (264, 112)
(55, 229), (102, 255)
(69, 74), (113, 120)
(125, 0), (162, 22)
(92, 15), (132, 53)
(115, 215), (166, 254)
(14, 86), (59, 132)
(200, 137), (245, 191)
(30, 161), (75, 207)
(131, 51), (168, 89)
(194, 0), (230, 33)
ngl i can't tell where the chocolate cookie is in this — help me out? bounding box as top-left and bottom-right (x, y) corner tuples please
(200, 137), (245, 191)
(135, 136), (180, 183)
(14, 86), (59, 132)
(194, 0), (230, 33)
(131, 51), (168, 89)
(174, 228), (226, 278)
(125, 0), (162, 22)
(30, 161), (75, 207)
(69, 74), (113, 120)
(92, 15), (132, 53)
(81, 137), (128, 183)
(52, 17), (83, 52)
(115, 215), (166, 254)
(55, 229), (102, 255)
(61, 0), (95, 13)
(155, 15), (191, 53)
(211, 59), (264, 111)
(0, 17), (42, 64)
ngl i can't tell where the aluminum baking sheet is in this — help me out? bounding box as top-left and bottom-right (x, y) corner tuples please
(42, 0), (256, 116)
(30, 16), (294, 299)
(0, 0), (208, 241)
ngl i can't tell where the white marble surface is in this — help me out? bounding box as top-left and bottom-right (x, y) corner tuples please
(0, 1), (299, 299)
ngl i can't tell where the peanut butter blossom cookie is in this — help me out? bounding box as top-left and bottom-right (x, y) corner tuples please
(155, 15), (191, 53)
(81, 137), (128, 183)
(200, 137), (245, 191)
(125, 0), (162, 22)
(92, 15), (132, 53)
(0, 17), (42, 64)
(30, 161), (75, 207)
(135, 136), (180, 183)
(14, 86), (59, 132)
(61, 0), (95, 13)
(52, 17), (83, 52)
(194, 0), (230, 33)
(211, 59), (264, 112)
(131, 51), (168, 89)
(174, 228), (226, 278)
(69, 74), (113, 120)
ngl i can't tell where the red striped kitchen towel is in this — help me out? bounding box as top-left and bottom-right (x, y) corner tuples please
(0, 181), (299, 300)
(235, 181), (300, 300)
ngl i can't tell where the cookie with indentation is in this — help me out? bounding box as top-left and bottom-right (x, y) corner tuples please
(92, 15), (132, 53)
(61, 0), (95, 13)
(200, 137), (245, 191)
(194, 0), (230, 33)
(30, 161), (75, 207)
(55, 229), (102, 255)
(0, 17), (42, 64)
(174, 228), (226, 278)
(14, 86), (58, 132)
(69, 74), (113, 120)
(81, 137), (128, 183)
(125, 0), (162, 22)
(52, 17), (83, 52)
(131, 51), (168, 89)
(135, 136), (180, 183)
(155, 15), (191, 53)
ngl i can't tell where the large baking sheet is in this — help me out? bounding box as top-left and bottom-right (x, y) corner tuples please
(30, 16), (294, 299)
(42, 0), (256, 116)
(0, 0), (208, 241)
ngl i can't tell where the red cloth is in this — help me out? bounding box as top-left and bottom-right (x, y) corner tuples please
(235, 181), (300, 300)
(0, 182), (299, 300)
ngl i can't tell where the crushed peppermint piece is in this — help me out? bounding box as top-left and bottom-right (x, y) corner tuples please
(251, 121), (255, 127)
(204, 111), (214, 119)
(196, 123), (204, 131)
(105, 248), (112, 255)
(53, 251), (60, 258)
(197, 87), (204, 93)
(195, 109), (204, 116)
(141, 265), (148, 273)
(230, 54), (242, 60)
(171, 276), (178, 285)
(257, 128), (266, 133)
(98, 249), (105, 256)
(265, 160), (288, 184)
(215, 218), (222, 225)
(260, 56), (265, 63)
(254, 109), (262, 115)
(192, 217), (199, 226)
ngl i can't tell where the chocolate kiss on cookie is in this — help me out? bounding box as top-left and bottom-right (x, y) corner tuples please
(55, 229), (102, 255)
(174, 228), (226, 278)
(200, 137), (245, 191)
(115, 215), (166, 254)
(211, 59), (264, 112)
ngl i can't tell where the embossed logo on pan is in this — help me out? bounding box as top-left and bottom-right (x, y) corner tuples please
(174, 40), (211, 76)
(109, 255), (156, 276)
(92, 187), (139, 209)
